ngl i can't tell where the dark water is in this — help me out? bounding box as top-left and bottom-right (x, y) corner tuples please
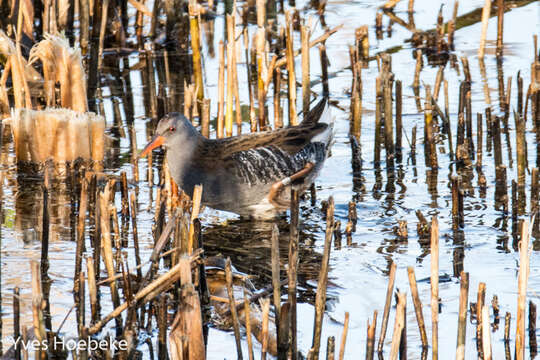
(1, 0), (539, 358)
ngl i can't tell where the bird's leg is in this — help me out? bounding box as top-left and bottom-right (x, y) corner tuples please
(268, 162), (315, 208)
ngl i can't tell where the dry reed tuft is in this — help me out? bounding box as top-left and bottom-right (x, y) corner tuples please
(9, 108), (105, 164)
(29, 33), (88, 112)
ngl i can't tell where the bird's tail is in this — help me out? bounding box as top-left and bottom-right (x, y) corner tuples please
(311, 99), (334, 152)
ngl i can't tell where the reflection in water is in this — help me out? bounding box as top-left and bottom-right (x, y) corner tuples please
(201, 215), (337, 305)
(478, 58), (492, 107)
(14, 167), (81, 245)
(15, 178), (43, 244)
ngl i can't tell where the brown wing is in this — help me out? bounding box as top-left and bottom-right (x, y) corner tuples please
(196, 98), (328, 161)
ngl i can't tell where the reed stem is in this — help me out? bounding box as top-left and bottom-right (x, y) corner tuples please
(478, 0), (491, 59)
(456, 271), (469, 360)
(515, 221), (531, 360)
(377, 261), (397, 353)
(312, 197), (334, 360)
(407, 267), (428, 348)
(431, 217), (439, 360)
(286, 11), (298, 126)
(338, 312), (350, 360)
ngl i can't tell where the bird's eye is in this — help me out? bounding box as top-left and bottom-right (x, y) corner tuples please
(169, 126), (176, 132)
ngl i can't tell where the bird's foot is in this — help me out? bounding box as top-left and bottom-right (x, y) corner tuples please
(267, 162), (315, 209)
(268, 180), (290, 209)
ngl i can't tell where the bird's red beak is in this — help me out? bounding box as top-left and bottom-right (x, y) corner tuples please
(140, 135), (165, 157)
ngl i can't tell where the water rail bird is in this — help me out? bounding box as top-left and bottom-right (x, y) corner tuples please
(141, 97), (334, 219)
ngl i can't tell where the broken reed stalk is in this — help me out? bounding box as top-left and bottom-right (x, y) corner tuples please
(407, 267), (428, 348)
(492, 295), (500, 331)
(255, 25), (267, 131)
(505, 312), (511, 343)
(389, 292), (406, 360)
(311, 197), (334, 359)
(274, 68), (283, 129)
(495, 165), (509, 213)
(476, 282), (486, 358)
(515, 110), (526, 186)
(504, 312), (512, 359)
(74, 176), (88, 293)
(158, 296), (167, 359)
(31, 261), (47, 360)
(244, 289), (255, 360)
(413, 49), (422, 89)
(424, 86), (437, 169)
(130, 192), (142, 280)
(226, 39), (234, 137)
(375, 12), (383, 39)
(86, 256), (99, 324)
(478, 0), (491, 59)
(169, 256), (205, 360)
(399, 287), (407, 358)
(14, 6), (32, 109)
(461, 57), (471, 84)
(366, 311), (377, 360)
(456, 271), (469, 360)
(97, 0), (109, 73)
(382, 55), (395, 171)
(286, 11), (298, 126)
(348, 202), (357, 233)
(444, 80), (455, 160)
(333, 221), (342, 250)
(377, 261), (397, 353)
(99, 187), (121, 333)
(515, 220), (530, 360)
(189, 0), (204, 114)
(302, 24), (311, 115)
(338, 312), (350, 360)
(496, 0), (504, 57)
(278, 303), (290, 360)
(120, 171), (129, 219)
(244, 29), (256, 133)
(271, 224), (281, 326)
(477, 113), (483, 170)
(411, 126), (417, 161)
(451, 176), (464, 229)
(13, 287), (20, 360)
(40, 171), (50, 336)
(188, 184), (203, 254)
(78, 271), (86, 338)
(350, 49), (362, 141)
(374, 77), (382, 168)
(217, 40), (225, 138)
(356, 25), (369, 62)
(447, 1), (458, 49)
(289, 189), (300, 360)
(201, 99), (210, 138)
(481, 305), (492, 360)
(253, 296), (267, 360)
(396, 80), (402, 163)
(431, 217), (439, 360)
(232, 42), (242, 135)
(88, 251), (201, 335)
(433, 65), (444, 102)
(144, 209), (181, 283)
(512, 181), (519, 238)
(532, 168), (539, 234)
(323, 337), (333, 360)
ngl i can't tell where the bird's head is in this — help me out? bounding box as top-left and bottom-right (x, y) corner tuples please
(140, 113), (199, 157)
